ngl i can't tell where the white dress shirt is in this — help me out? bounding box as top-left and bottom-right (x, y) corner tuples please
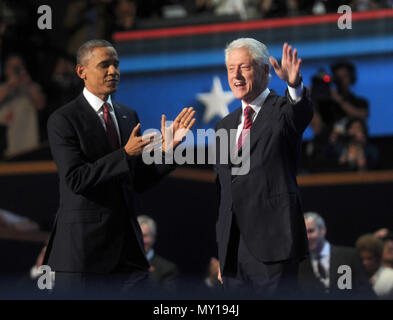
(236, 83), (304, 142)
(311, 241), (331, 289)
(371, 266), (393, 298)
(83, 87), (121, 145)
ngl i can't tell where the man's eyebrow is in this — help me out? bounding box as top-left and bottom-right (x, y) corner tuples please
(97, 59), (119, 66)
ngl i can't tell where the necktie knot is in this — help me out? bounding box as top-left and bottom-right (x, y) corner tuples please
(244, 105), (254, 118)
(236, 106), (255, 154)
(102, 102), (111, 113)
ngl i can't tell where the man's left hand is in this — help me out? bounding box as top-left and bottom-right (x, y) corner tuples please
(161, 107), (196, 152)
(269, 42), (302, 86)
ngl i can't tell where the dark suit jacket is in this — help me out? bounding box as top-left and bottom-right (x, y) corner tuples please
(298, 245), (375, 299)
(43, 93), (174, 274)
(214, 89), (313, 271)
(149, 254), (178, 286)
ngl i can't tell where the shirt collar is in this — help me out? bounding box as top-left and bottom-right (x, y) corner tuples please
(146, 249), (154, 261)
(312, 241), (330, 259)
(241, 88), (270, 114)
(83, 87), (113, 112)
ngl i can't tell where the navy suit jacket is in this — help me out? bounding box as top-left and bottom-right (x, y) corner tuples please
(214, 89), (313, 271)
(43, 93), (174, 273)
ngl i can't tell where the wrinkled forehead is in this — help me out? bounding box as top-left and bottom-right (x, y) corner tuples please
(226, 47), (255, 65)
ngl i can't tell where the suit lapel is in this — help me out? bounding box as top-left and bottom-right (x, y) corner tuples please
(112, 101), (130, 147)
(248, 90), (278, 153)
(223, 107), (242, 161)
(329, 245), (338, 290)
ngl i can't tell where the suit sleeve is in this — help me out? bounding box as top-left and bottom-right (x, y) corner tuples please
(283, 87), (314, 136)
(214, 122), (222, 223)
(47, 112), (132, 195)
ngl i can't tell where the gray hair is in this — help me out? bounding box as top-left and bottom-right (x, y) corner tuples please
(76, 39), (115, 66)
(225, 38), (271, 80)
(304, 212), (326, 230)
(137, 215), (157, 237)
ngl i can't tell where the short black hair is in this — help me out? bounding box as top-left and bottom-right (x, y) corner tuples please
(76, 39), (115, 65)
(331, 60), (357, 85)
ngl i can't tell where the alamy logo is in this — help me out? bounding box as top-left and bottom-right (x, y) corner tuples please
(37, 265), (54, 290)
(141, 124), (251, 175)
(337, 5), (352, 30)
(37, 5), (52, 30)
(337, 265), (352, 290)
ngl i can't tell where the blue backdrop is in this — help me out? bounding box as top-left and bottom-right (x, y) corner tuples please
(114, 49), (393, 143)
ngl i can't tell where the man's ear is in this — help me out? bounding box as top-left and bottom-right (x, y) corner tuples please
(76, 64), (86, 80)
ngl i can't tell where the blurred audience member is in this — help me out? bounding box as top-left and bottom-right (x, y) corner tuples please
(137, 215), (178, 289)
(137, 0), (169, 18)
(113, 0), (138, 31)
(63, 0), (114, 56)
(258, 0), (287, 18)
(330, 61), (368, 122)
(203, 257), (221, 289)
(381, 232), (393, 269)
(298, 212), (374, 298)
(193, 0), (215, 13)
(0, 54), (45, 157)
(312, 61), (368, 135)
(356, 234), (393, 298)
(42, 54), (83, 141)
(333, 117), (379, 171)
(374, 228), (390, 240)
(212, 0), (248, 19)
(350, 0), (381, 11)
(305, 61), (374, 173)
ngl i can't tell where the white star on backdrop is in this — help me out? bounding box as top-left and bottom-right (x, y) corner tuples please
(197, 76), (235, 123)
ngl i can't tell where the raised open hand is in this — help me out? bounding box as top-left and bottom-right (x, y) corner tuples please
(161, 107), (196, 152)
(269, 42), (302, 86)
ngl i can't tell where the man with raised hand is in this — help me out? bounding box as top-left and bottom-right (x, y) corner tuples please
(215, 38), (313, 297)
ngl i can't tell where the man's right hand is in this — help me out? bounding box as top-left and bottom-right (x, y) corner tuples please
(124, 123), (156, 156)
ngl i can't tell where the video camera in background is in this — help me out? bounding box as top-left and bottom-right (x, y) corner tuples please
(311, 68), (332, 102)
(310, 68), (343, 125)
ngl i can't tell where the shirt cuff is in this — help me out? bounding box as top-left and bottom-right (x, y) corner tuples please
(287, 82), (304, 103)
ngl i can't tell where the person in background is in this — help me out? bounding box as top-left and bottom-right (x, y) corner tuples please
(203, 257), (221, 289)
(381, 232), (393, 269)
(0, 54), (46, 157)
(356, 234), (393, 299)
(334, 117), (379, 171)
(298, 212), (374, 298)
(112, 0), (138, 31)
(137, 215), (178, 290)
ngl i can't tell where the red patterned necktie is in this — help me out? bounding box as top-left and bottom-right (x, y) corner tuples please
(102, 102), (120, 150)
(236, 105), (254, 154)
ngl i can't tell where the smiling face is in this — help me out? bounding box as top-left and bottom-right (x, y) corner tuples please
(226, 47), (268, 104)
(76, 46), (120, 100)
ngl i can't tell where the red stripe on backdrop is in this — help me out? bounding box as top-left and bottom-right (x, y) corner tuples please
(113, 9), (393, 42)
